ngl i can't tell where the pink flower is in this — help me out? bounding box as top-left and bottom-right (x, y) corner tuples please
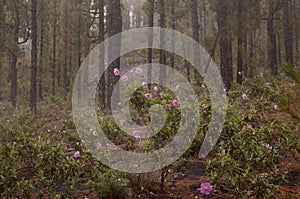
(135, 68), (143, 75)
(74, 151), (80, 159)
(38, 154), (44, 159)
(92, 131), (98, 136)
(153, 87), (159, 92)
(172, 100), (180, 107)
(265, 144), (273, 150)
(141, 82), (148, 89)
(165, 104), (171, 110)
(266, 82), (270, 87)
(134, 131), (142, 142)
(198, 182), (213, 195)
(238, 71), (242, 76)
(96, 142), (102, 149)
(145, 93), (153, 99)
(274, 105), (278, 110)
(242, 93), (248, 100)
(121, 75), (128, 82)
(113, 68), (120, 76)
(260, 72), (264, 78)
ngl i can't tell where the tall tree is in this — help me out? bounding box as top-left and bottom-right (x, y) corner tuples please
(216, 0), (232, 90)
(147, 0), (154, 84)
(62, 0), (71, 93)
(30, 0), (38, 113)
(170, 0), (176, 70)
(107, 0), (122, 110)
(267, 0), (280, 75)
(0, 0), (6, 100)
(7, 0), (30, 106)
(190, 0), (201, 85)
(237, 0), (243, 84)
(38, 0), (48, 100)
(159, 0), (166, 85)
(282, 0), (294, 65)
(98, 0), (106, 107)
(51, 0), (58, 95)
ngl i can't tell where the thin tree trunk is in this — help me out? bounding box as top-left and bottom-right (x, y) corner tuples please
(52, 0), (57, 95)
(237, 0), (243, 84)
(98, 0), (106, 107)
(125, 0), (130, 30)
(181, 33), (191, 83)
(77, 12), (82, 103)
(147, 0), (154, 84)
(277, 36), (282, 66)
(216, 0), (231, 90)
(38, 13), (45, 100)
(107, 0), (122, 110)
(190, 0), (201, 85)
(159, 0), (166, 85)
(243, 34), (248, 77)
(267, 0), (278, 75)
(283, 0), (294, 65)
(249, 31), (254, 78)
(30, 0), (38, 113)
(10, 0), (20, 106)
(0, 0), (5, 100)
(170, 1), (175, 69)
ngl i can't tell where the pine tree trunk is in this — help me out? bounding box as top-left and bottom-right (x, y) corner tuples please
(216, 0), (231, 90)
(52, 0), (57, 96)
(277, 36), (282, 66)
(159, 0), (166, 85)
(237, 0), (243, 84)
(30, 0), (38, 113)
(10, 0), (20, 107)
(170, 1), (175, 70)
(249, 31), (254, 78)
(38, 13), (45, 100)
(190, 0), (201, 85)
(107, 0), (122, 110)
(282, 0), (294, 65)
(98, 0), (106, 108)
(147, 0), (154, 84)
(267, 1), (278, 75)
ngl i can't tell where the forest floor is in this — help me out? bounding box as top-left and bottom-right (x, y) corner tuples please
(33, 99), (300, 199)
